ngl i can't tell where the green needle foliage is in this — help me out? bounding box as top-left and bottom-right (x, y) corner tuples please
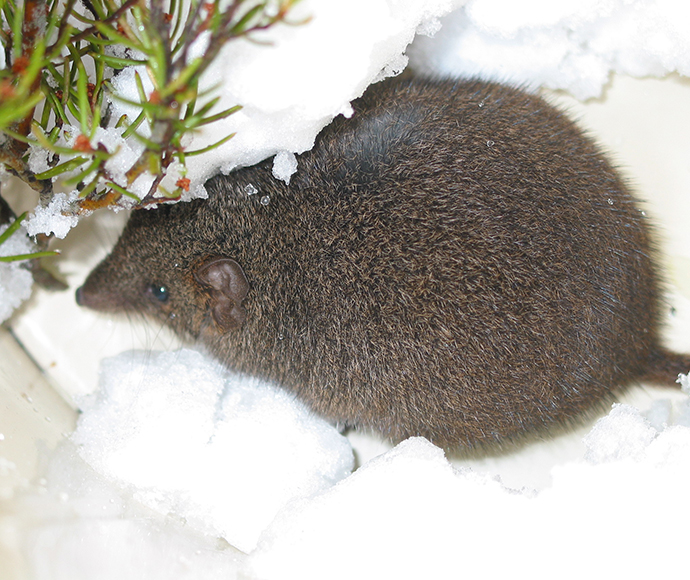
(0, 0), (300, 248)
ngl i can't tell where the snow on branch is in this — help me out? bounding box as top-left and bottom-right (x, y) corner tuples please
(0, 0), (301, 236)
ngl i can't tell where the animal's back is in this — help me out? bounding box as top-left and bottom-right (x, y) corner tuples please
(202, 77), (665, 446)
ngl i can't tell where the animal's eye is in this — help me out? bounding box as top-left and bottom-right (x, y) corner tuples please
(148, 283), (170, 303)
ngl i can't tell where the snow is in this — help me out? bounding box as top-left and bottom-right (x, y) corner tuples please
(7, 444), (241, 580)
(179, 0), (454, 179)
(408, 0), (690, 99)
(247, 408), (690, 579)
(271, 151), (298, 184)
(23, 192), (81, 239)
(0, 220), (36, 323)
(4, 361), (690, 578)
(3, 0), (690, 577)
(71, 349), (353, 554)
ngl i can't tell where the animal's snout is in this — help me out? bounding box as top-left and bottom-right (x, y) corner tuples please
(74, 279), (123, 312)
(75, 286), (86, 306)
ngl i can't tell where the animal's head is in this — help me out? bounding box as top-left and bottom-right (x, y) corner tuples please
(76, 201), (249, 339)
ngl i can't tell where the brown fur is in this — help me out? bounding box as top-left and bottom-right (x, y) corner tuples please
(77, 76), (690, 449)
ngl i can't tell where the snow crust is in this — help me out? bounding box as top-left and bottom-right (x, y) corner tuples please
(271, 151), (298, 184)
(72, 349), (353, 554)
(3, 350), (690, 578)
(408, 0), (690, 99)
(23, 192), (81, 240)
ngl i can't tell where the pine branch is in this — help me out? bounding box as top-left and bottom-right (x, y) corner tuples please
(0, 0), (302, 231)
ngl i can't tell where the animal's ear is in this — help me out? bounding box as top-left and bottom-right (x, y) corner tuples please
(194, 257), (249, 331)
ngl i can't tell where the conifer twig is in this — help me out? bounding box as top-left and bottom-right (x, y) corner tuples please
(0, 0), (302, 235)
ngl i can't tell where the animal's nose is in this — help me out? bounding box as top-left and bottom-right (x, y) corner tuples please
(75, 286), (85, 306)
(74, 279), (125, 312)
